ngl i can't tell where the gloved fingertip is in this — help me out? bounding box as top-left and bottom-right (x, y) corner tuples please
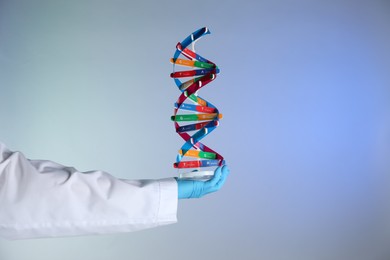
(222, 165), (230, 176)
(217, 173), (228, 188)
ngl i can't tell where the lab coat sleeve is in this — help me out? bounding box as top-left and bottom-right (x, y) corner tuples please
(0, 142), (178, 240)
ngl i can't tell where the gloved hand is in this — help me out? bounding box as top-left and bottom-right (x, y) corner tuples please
(176, 165), (230, 199)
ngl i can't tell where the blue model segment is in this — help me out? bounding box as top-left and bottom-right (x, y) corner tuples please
(175, 103), (196, 111)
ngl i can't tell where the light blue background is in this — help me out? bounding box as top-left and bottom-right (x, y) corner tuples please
(0, 0), (389, 259)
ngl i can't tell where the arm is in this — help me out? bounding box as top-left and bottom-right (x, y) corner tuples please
(0, 142), (177, 240)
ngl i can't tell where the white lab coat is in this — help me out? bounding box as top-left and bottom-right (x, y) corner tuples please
(0, 142), (178, 240)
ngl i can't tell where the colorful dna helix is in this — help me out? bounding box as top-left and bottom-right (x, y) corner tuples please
(170, 27), (225, 180)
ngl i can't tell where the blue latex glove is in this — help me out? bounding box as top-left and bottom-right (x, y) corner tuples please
(176, 165), (230, 199)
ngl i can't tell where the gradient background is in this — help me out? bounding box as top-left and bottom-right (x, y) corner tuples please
(0, 0), (389, 259)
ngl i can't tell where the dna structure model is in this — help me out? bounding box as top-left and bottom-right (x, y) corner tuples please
(170, 27), (225, 180)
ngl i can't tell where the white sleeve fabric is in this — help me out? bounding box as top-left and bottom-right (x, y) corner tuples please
(0, 142), (178, 240)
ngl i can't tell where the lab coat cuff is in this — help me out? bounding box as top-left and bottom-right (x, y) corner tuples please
(157, 178), (178, 224)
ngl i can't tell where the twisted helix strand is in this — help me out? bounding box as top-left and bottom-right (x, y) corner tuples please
(170, 27), (225, 179)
